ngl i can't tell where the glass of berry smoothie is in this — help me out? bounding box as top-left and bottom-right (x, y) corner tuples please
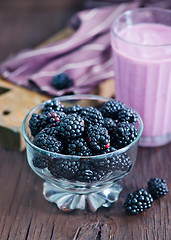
(111, 7), (171, 147)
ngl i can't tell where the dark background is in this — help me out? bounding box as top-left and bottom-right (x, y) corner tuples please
(0, 0), (85, 62)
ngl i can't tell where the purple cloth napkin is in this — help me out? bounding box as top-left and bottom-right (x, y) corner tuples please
(0, 1), (140, 96)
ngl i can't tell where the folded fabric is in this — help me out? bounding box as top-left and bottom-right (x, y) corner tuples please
(0, 1), (140, 96)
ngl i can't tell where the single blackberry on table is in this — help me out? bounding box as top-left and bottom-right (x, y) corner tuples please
(29, 113), (48, 137)
(64, 104), (82, 115)
(117, 108), (138, 124)
(33, 128), (63, 153)
(148, 178), (169, 199)
(101, 100), (125, 119)
(103, 118), (117, 133)
(48, 158), (80, 180)
(42, 99), (64, 114)
(87, 125), (110, 153)
(111, 122), (138, 149)
(80, 106), (104, 127)
(75, 160), (107, 183)
(56, 114), (85, 139)
(124, 189), (153, 214)
(52, 73), (73, 90)
(68, 138), (92, 156)
(32, 155), (49, 169)
(47, 111), (66, 126)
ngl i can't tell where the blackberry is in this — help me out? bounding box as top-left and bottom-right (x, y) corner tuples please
(87, 125), (110, 153)
(111, 122), (138, 149)
(117, 108), (138, 124)
(81, 106), (104, 127)
(47, 111), (66, 126)
(99, 153), (132, 172)
(75, 160), (107, 183)
(64, 104), (82, 115)
(32, 155), (49, 169)
(148, 178), (169, 199)
(42, 99), (64, 114)
(98, 146), (116, 155)
(94, 153), (131, 173)
(33, 128), (63, 153)
(101, 100), (125, 119)
(124, 189), (153, 214)
(52, 73), (73, 90)
(56, 114), (85, 139)
(39, 126), (58, 138)
(48, 158), (80, 180)
(103, 118), (117, 133)
(68, 138), (92, 156)
(29, 113), (48, 137)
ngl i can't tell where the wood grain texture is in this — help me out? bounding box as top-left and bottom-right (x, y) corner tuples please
(0, 78), (50, 150)
(0, 144), (171, 240)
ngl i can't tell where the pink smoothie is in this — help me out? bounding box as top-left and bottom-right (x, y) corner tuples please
(111, 23), (171, 145)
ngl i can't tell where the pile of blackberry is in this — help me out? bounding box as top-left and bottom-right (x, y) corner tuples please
(29, 98), (138, 182)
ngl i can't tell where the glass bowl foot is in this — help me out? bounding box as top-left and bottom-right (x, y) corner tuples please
(43, 181), (123, 212)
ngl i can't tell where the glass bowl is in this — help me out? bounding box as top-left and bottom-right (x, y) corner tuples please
(22, 94), (143, 212)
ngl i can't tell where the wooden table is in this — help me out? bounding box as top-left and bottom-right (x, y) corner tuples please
(0, 143), (171, 240)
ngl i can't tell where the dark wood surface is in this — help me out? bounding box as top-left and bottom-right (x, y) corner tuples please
(0, 144), (171, 240)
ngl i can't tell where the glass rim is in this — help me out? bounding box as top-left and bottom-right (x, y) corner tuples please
(22, 94), (143, 159)
(111, 7), (171, 48)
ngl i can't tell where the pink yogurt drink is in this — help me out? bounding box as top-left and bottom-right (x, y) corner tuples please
(111, 8), (171, 147)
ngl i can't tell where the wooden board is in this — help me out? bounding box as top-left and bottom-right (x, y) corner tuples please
(0, 78), (50, 150)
